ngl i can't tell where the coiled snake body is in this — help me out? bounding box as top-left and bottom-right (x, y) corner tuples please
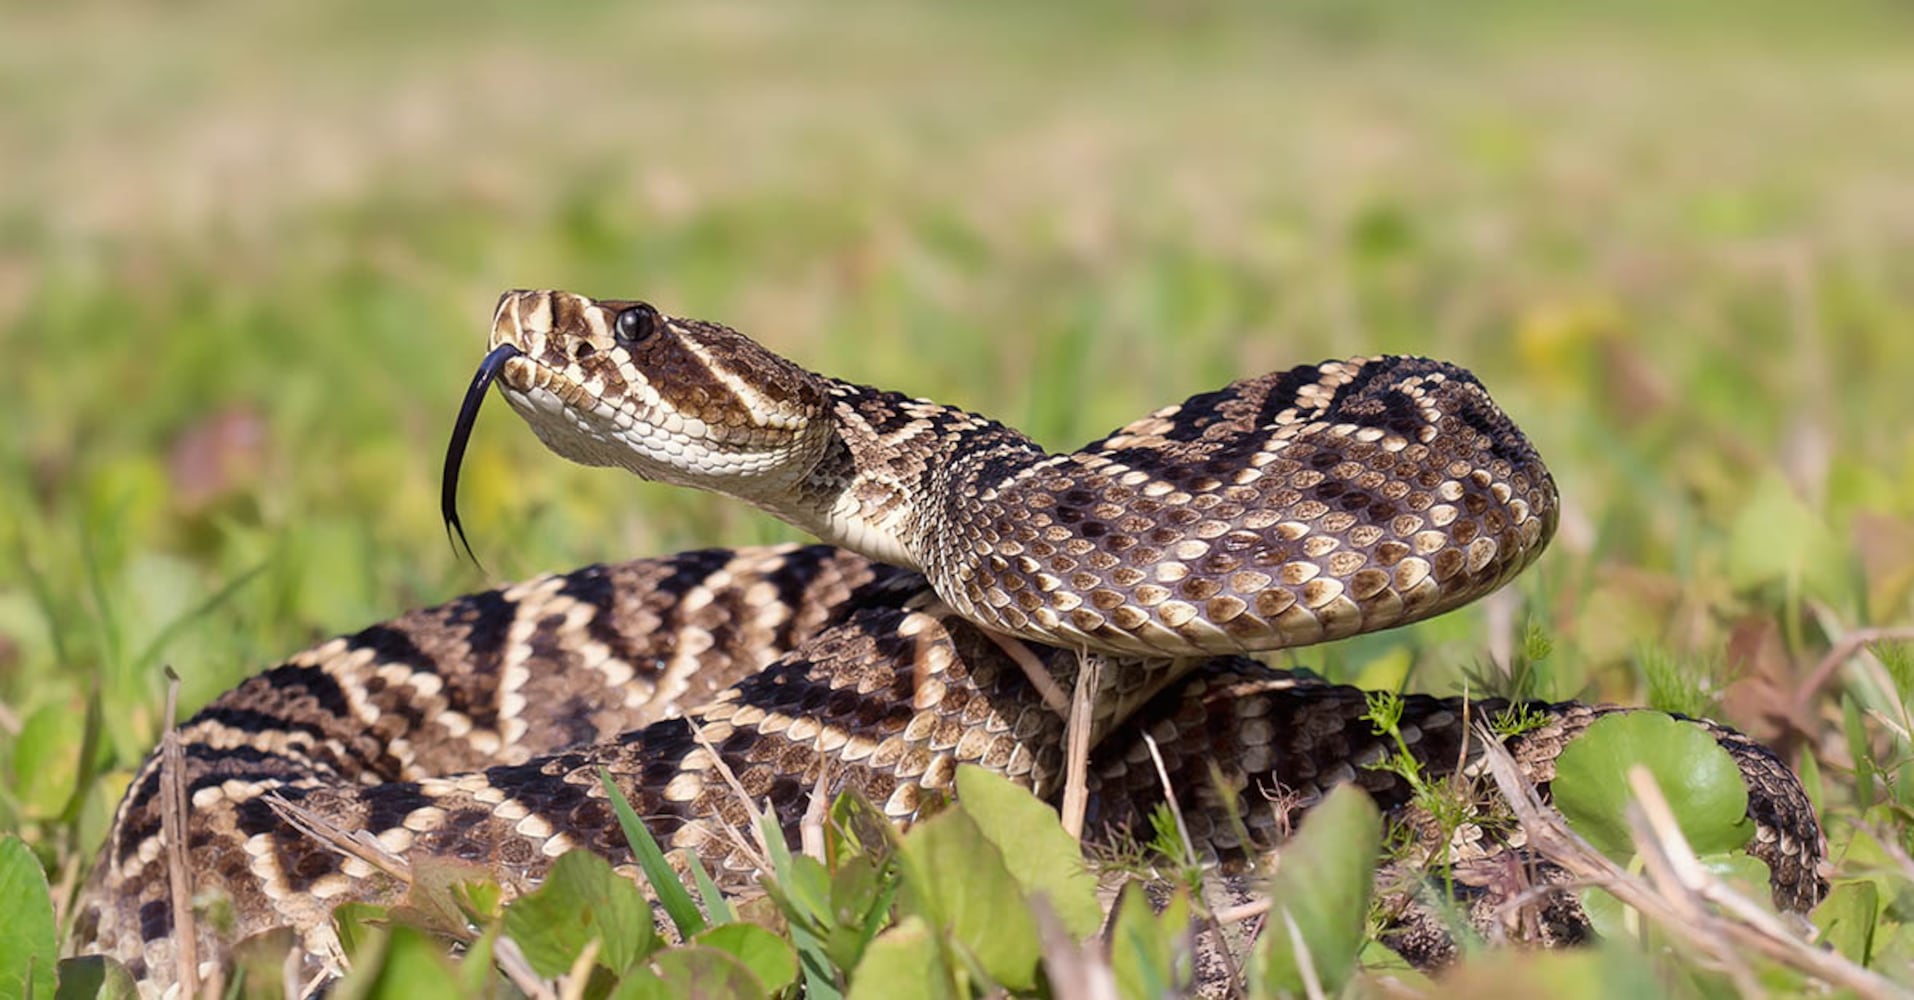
(75, 291), (1825, 993)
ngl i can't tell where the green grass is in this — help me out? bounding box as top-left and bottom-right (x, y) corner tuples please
(4, 0), (1914, 993)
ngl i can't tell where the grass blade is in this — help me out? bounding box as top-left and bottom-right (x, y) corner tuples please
(757, 810), (843, 1000)
(686, 848), (735, 926)
(596, 768), (705, 937)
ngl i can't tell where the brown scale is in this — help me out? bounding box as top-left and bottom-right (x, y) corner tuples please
(73, 545), (895, 990)
(482, 292), (1556, 660)
(910, 356), (1561, 657)
(75, 548), (1827, 995)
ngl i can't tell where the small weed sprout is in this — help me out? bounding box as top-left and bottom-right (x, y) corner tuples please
(1489, 702), (1552, 739)
(1361, 691), (1474, 891)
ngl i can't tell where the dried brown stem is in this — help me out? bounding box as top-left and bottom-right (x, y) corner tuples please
(1032, 895), (1119, 1000)
(687, 719), (776, 872)
(263, 797), (411, 883)
(1789, 626), (1914, 721)
(493, 937), (557, 1000)
(159, 666), (201, 999)
(1059, 652), (1102, 841)
(976, 624), (1072, 717)
(1478, 727), (1904, 999)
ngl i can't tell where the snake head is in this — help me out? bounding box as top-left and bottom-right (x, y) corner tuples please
(483, 290), (834, 495)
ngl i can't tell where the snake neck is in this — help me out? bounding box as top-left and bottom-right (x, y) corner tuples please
(772, 380), (1050, 573)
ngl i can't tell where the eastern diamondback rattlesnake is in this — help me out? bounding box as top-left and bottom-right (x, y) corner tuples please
(74, 291), (1825, 994)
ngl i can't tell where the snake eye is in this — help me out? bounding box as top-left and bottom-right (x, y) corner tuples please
(613, 304), (662, 345)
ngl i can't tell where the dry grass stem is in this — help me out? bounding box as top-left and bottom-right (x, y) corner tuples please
(801, 759), (833, 862)
(1789, 625), (1914, 720)
(1478, 726), (1904, 999)
(1141, 733), (1196, 870)
(1213, 898), (1273, 925)
(282, 944), (305, 1000)
(1059, 652), (1103, 841)
(558, 938), (601, 1000)
(1032, 895), (1120, 1000)
(160, 667), (202, 999)
(1140, 732), (1245, 988)
(1623, 768), (1760, 993)
(493, 937), (557, 1000)
(262, 797), (412, 883)
(687, 719), (777, 871)
(1282, 909), (1328, 1000)
(975, 624), (1072, 717)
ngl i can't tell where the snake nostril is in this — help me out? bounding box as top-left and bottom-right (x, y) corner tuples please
(575, 342), (596, 360)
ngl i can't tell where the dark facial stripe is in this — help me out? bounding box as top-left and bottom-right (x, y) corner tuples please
(626, 323), (754, 424)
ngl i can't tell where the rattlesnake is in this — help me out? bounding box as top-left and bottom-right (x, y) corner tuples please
(74, 292), (1825, 993)
(463, 291), (1554, 658)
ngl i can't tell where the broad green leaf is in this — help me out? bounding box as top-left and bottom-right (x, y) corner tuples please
(648, 946), (766, 999)
(817, 790), (904, 977)
(1354, 938), (1434, 989)
(849, 916), (957, 1000)
(952, 765), (1101, 939)
(0, 836), (57, 1000)
(1725, 472), (1851, 604)
(456, 922), (501, 998)
(1869, 919), (1914, 974)
(1109, 882), (1192, 1000)
(896, 806), (1041, 990)
(825, 791), (900, 870)
(11, 705), (80, 818)
(1552, 713), (1752, 860)
(1701, 852), (1775, 905)
(332, 903), (390, 960)
(52, 957), (138, 1000)
(824, 853), (897, 974)
(329, 924), (459, 1000)
(453, 877), (505, 924)
(1579, 886), (1633, 944)
(390, 855), (496, 938)
(695, 924), (798, 994)
(762, 848), (842, 1000)
(1813, 880), (1879, 966)
(230, 927), (298, 1000)
(599, 768), (706, 938)
(1430, 945), (1661, 1000)
(1252, 785), (1381, 998)
(502, 849), (656, 978)
(610, 968), (674, 1000)
(1844, 697), (1876, 813)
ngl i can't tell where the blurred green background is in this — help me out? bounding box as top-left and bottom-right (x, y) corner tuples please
(3, 0), (1913, 885)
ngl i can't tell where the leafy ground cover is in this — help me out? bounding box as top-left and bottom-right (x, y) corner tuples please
(3, 1), (1913, 996)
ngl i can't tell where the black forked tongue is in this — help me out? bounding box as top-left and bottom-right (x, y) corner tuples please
(442, 343), (523, 566)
